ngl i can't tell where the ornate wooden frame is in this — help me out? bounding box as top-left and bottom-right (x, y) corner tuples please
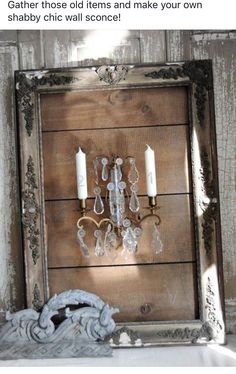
(15, 61), (225, 346)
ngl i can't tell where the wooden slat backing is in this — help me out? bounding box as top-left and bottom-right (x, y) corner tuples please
(48, 263), (198, 322)
(42, 125), (191, 200)
(46, 195), (195, 268)
(40, 86), (188, 132)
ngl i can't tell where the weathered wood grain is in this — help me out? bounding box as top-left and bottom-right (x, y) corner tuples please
(0, 46), (25, 323)
(43, 31), (71, 68)
(166, 31), (191, 61)
(46, 195), (195, 268)
(48, 263), (198, 322)
(40, 86), (188, 131)
(140, 31), (166, 63)
(42, 125), (191, 199)
(0, 31), (17, 43)
(18, 30), (44, 70)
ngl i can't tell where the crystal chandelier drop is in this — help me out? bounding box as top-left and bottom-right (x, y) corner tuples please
(76, 148), (163, 259)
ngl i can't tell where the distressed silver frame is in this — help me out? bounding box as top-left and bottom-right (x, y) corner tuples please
(15, 61), (225, 346)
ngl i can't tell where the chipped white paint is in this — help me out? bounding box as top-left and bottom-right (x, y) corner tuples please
(191, 31), (236, 42)
(0, 46), (24, 323)
(166, 30), (191, 61)
(140, 31), (166, 63)
(19, 43), (36, 70)
(43, 31), (71, 68)
(18, 31), (44, 70)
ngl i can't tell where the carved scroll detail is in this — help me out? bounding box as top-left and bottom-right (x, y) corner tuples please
(22, 156), (40, 265)
(0, 290), (119, 359)
(200, 146), (218, 256)
(205, 277), (223, 336)
(96, 65), (129, 85)
(16, 72), (78, 136)
(145, 60), (213, 126)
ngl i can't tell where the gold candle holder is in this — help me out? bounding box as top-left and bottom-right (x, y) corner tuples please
(148, 195), (157, 208)
(79, 199), (87, 215)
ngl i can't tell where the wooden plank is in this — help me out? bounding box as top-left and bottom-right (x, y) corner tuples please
(166, 31), (191, 61)
(190, 34), (236, 333)
(41, 86), (188, 131)
(48, 263), (198, 322)
(46, 195), (195, 268)
(43, 31), (71, 68)
(0, 31), (17, 43)
(18, 30), (44, 70)
(140, 31), (166, 63)
(0, 46), (25, 323)
(42, 125), (191, 200)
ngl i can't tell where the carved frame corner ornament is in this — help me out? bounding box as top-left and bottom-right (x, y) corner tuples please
(22, 155), (40, 265)
(145, 60), (213, 127)
(15, 71), (79, 136)
(95, 65), (129, 85)
(15, 61), (225, 348)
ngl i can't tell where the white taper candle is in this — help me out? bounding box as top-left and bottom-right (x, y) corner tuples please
(76, 147), (88, 199)
(145, 145), (157, 197)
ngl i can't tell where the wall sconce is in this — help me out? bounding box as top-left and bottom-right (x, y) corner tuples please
(76, 146), (163, 260)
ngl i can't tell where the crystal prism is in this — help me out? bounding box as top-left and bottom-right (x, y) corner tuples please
(129, 184), (140, 213)
(116, 158), (123, 181)
(101, 158), (109, 181)
(104, 225), (117, 259)
(77, 229), (90, 258)
(122, 227), (138, 253)
(128, 158), (139, 184)
(151, 224), (163, 254)
(94, 230), (105, 256)
(93, 187), (104, 215)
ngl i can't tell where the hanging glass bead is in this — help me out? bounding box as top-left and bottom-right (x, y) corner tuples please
(151, 224), (163, 254)
(129, 184), (140, 213)
(101, 157), (109, 181)
(93, 186), (104, 215)
(104, 224), (117, 259)
(128, 158), (139, 185)
(122, 227), (138, 253)
(116, 158), (123, 181)
(77, 229), (90, 258)
(128, 158), (140, 213)
(94, 229), (105, 256)
(118, 181), (126, 213)
(107, 182), (115, 216)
